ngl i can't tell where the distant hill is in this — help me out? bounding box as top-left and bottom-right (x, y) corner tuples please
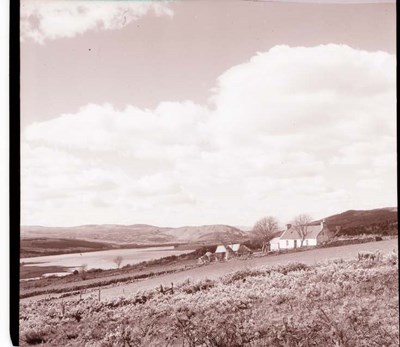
(316, 207), (398, 236)
(21, 207), (398, 245)
(235, 225), (253, 232)
(20, 224), (248, 245)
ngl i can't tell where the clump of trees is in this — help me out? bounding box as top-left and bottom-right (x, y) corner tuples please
(251, 216), (279, 252)
(79, 264), (87, 280)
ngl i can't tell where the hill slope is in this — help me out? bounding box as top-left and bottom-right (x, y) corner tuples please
(318, 207), (397, 236)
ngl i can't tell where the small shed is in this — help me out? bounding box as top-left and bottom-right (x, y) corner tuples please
(214, 243), (246, 260)
(214, 245), (227, 261)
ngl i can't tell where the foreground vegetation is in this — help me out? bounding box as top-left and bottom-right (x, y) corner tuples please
(20, 250), (399, 346)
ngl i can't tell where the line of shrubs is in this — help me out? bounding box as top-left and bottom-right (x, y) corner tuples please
(20, 268), (179, 299)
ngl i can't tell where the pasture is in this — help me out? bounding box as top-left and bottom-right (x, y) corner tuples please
(84, 238), (398, 300)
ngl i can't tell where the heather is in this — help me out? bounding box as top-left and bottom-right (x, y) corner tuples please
(20, 251), (399, 347)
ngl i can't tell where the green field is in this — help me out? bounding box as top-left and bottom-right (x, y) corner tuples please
(20, 238), (114, 258)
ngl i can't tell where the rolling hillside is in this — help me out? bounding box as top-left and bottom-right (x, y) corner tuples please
(317, 207), (397, 236)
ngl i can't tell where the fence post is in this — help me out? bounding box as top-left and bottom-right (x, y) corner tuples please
(171, 282), (174, 294)
(98, 288), (101, 301)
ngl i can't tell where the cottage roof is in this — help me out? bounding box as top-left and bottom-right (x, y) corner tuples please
(279, 225), (323, 240)
(215, 245), (226, 253)
(230, 244), (240, 252)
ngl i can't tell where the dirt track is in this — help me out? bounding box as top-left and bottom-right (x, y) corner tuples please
(21, 239), (397, 303)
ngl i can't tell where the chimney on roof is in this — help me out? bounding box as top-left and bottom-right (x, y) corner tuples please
(286, 224), (292, 230)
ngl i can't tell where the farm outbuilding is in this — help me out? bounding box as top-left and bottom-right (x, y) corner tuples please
(215, 244), (229, 259)
(205, 251), (215, 262)
(214, 244), (252, 260)
(198, 250), (217, 264)
(197, 254), (210, 264)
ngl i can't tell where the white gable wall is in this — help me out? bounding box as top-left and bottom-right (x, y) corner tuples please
(278, 238), (317, 249)
(269, 237), (280, 251)
(270, 243), (280, 251)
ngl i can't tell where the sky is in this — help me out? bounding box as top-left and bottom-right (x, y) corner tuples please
(20, 0), (396, 228)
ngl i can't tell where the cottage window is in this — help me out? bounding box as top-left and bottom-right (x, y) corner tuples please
(286, 240), (289, 246)
(305, 240), (308, 246)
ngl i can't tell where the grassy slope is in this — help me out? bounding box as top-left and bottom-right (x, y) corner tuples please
(19, 251), (399, 347)
(20, 265), (69, 280)
(20, 238), (115, 258)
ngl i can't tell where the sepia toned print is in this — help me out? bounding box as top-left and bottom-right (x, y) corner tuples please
(19, 1), (397, 346)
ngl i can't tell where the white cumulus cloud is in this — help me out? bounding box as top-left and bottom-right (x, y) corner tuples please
(21, 0), (173, 44)
(21, 45), (397, 226)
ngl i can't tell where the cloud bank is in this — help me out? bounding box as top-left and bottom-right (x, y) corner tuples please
(21, 45), (396, 226)
(21, 0), (173, 44)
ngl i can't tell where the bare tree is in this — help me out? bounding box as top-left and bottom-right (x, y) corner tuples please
(79, 264), (87, 280)
(113, 256), (123, 269)
(252, 216), (279, 252)
(292, 214), (313, 247)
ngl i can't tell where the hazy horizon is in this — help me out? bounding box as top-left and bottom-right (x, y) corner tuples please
(20, 0), (396, 228)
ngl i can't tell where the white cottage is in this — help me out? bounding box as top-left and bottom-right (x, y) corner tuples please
(276, 220), (331, 250)
(269, 237), (281, 251)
